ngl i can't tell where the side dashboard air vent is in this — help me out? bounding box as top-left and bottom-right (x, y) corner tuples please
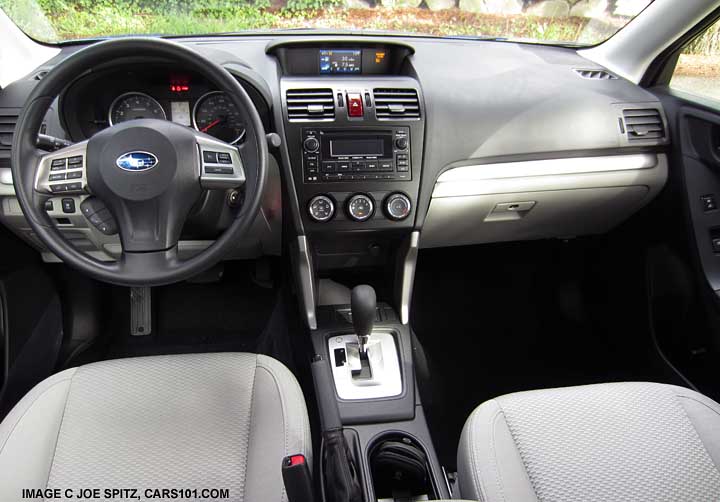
(574, 69), (617, 80)
(373, 89), (421, 119)
(622, 108), (665, 142)
(33, 70), (49, 81)
(0, 110), (20, 152)
(286, 89), (334, 121)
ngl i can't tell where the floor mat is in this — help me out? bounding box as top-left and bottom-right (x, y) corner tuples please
(71, 262), (280, 364)
(410, 237), (686, 471)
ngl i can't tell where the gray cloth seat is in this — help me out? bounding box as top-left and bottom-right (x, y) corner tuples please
(457, 382), (720, 502)
(0, 352), (311, 502)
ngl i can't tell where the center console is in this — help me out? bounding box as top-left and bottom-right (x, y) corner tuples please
(269, 40), (442, 501)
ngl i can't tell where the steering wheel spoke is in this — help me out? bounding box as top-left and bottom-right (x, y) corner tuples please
(196, 133), (246, 190)
(34, 140), (90, 196)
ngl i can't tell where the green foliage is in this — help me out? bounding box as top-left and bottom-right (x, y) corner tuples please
(285, 0), (341, 13)
(687, 21), (720, 56)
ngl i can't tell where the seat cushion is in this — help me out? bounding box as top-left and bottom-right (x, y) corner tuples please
(457, 382), (720, 502)
(0, 352), (311, 502)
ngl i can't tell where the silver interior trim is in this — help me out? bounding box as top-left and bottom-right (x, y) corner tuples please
(433, 153), (659, 198)
(294, 235), (317, 330)
(328, 331), (402, 400)
(397, 230), (419, 325)
(423, 153), (668, 248)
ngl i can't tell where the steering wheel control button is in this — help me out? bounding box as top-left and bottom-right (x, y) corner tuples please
(202, 151), (218, 163)
(80, 197), (118, 235)
(347, 194), (375, 222)
(217, 152), (232, 164)
(68, 156), (83, 167)
(205, 166), (233, 175)
(347, 93), (364, 117)
(66, 170), (83, 179)
(61, 198), (76, 214)
(303, 137), (320, 153)
(49, 173), (66, 181)
(385, 193), (412, 221)
(51, 159), (67, 170)
(308, 195), (335, 222)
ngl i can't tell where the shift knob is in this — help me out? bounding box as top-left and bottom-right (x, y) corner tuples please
(351, 285), (376, 353)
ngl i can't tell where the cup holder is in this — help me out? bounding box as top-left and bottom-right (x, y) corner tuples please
(368, 432), (438, 501)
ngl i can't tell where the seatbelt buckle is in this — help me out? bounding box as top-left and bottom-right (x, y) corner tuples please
(282, 454), (315, 502)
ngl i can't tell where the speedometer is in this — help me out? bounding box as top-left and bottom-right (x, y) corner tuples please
(109, 92), (166, 125)
(193, 91), (246, 144)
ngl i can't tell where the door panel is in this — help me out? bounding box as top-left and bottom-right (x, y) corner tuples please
(655, 90), (720, 297)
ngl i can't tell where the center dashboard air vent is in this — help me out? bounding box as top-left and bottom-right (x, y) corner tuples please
(622, 108), (665, 142)
(286, 88), (335, 121)
(373, 89), (420, 120)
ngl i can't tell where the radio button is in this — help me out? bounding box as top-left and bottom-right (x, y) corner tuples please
(366, 161), (378, 171)
(395, 137), (409, 150)
(321, 161), (336, 173)
(379, 161), (394, 172)
(337, 162), (350, 172)
(303, 137), (320, 153)
(306, 159), (318, 169)
(351, 161), (366, 171)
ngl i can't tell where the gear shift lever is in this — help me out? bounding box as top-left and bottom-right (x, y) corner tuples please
(351, 285), (376, 355)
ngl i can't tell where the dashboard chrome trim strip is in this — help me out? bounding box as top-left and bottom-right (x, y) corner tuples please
(434, 153), (659, 198)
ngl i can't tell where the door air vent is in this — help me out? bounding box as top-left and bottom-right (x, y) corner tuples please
(574, 69), (617, 80)
(373, 89), (421, 120)
(0, 110), (20, 152)
(622, 108), (665, 142)
(286, 88), (335, 121)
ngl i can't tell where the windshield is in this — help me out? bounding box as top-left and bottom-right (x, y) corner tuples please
(1, 0), (653, 45)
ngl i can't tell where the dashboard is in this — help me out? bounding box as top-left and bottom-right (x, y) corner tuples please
(0, 35), (670, 270)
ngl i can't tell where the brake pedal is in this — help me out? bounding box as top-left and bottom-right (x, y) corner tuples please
(130, 286), (152, 336)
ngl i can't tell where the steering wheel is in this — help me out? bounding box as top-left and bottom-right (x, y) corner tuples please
(11, 38), (268, 286)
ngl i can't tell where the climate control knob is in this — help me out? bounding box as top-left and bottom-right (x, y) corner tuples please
(303, 136), (320, 153)
(385, 193), (412, 221)
(308, 195), (335, 222)
(346, 194), (375, 222)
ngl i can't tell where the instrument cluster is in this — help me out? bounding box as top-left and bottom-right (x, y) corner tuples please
(61, 64), (269, 145)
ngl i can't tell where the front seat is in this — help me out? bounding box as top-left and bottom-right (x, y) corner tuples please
(0, 352), (311, 502)
(457, 382), (720, 501)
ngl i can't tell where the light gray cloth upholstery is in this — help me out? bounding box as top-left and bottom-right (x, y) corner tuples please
(458, 382), (720, 502)
(0, 352), (311, 502)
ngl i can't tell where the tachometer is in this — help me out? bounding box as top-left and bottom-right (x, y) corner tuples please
(193, 91), (246, 144)
(109, 92), (166, 125)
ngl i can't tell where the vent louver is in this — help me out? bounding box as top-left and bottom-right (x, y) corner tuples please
(574, 69), (617, 80)
(373, 89), (420, 119)
(622, 108), (665, 142)
(0, 110), (20, 152)
(286, 89), (334, 121)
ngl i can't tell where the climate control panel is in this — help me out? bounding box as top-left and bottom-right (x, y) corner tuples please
(307, 192), (412, 223)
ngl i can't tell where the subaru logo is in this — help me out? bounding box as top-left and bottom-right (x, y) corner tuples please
(116, 151), (158, 171)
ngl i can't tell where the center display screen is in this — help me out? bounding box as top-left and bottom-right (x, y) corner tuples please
(319, 49), (362, 74)
(329, 138), (384, 157)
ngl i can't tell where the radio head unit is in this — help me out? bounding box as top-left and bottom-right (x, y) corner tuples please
(302, 127), (410, 183)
